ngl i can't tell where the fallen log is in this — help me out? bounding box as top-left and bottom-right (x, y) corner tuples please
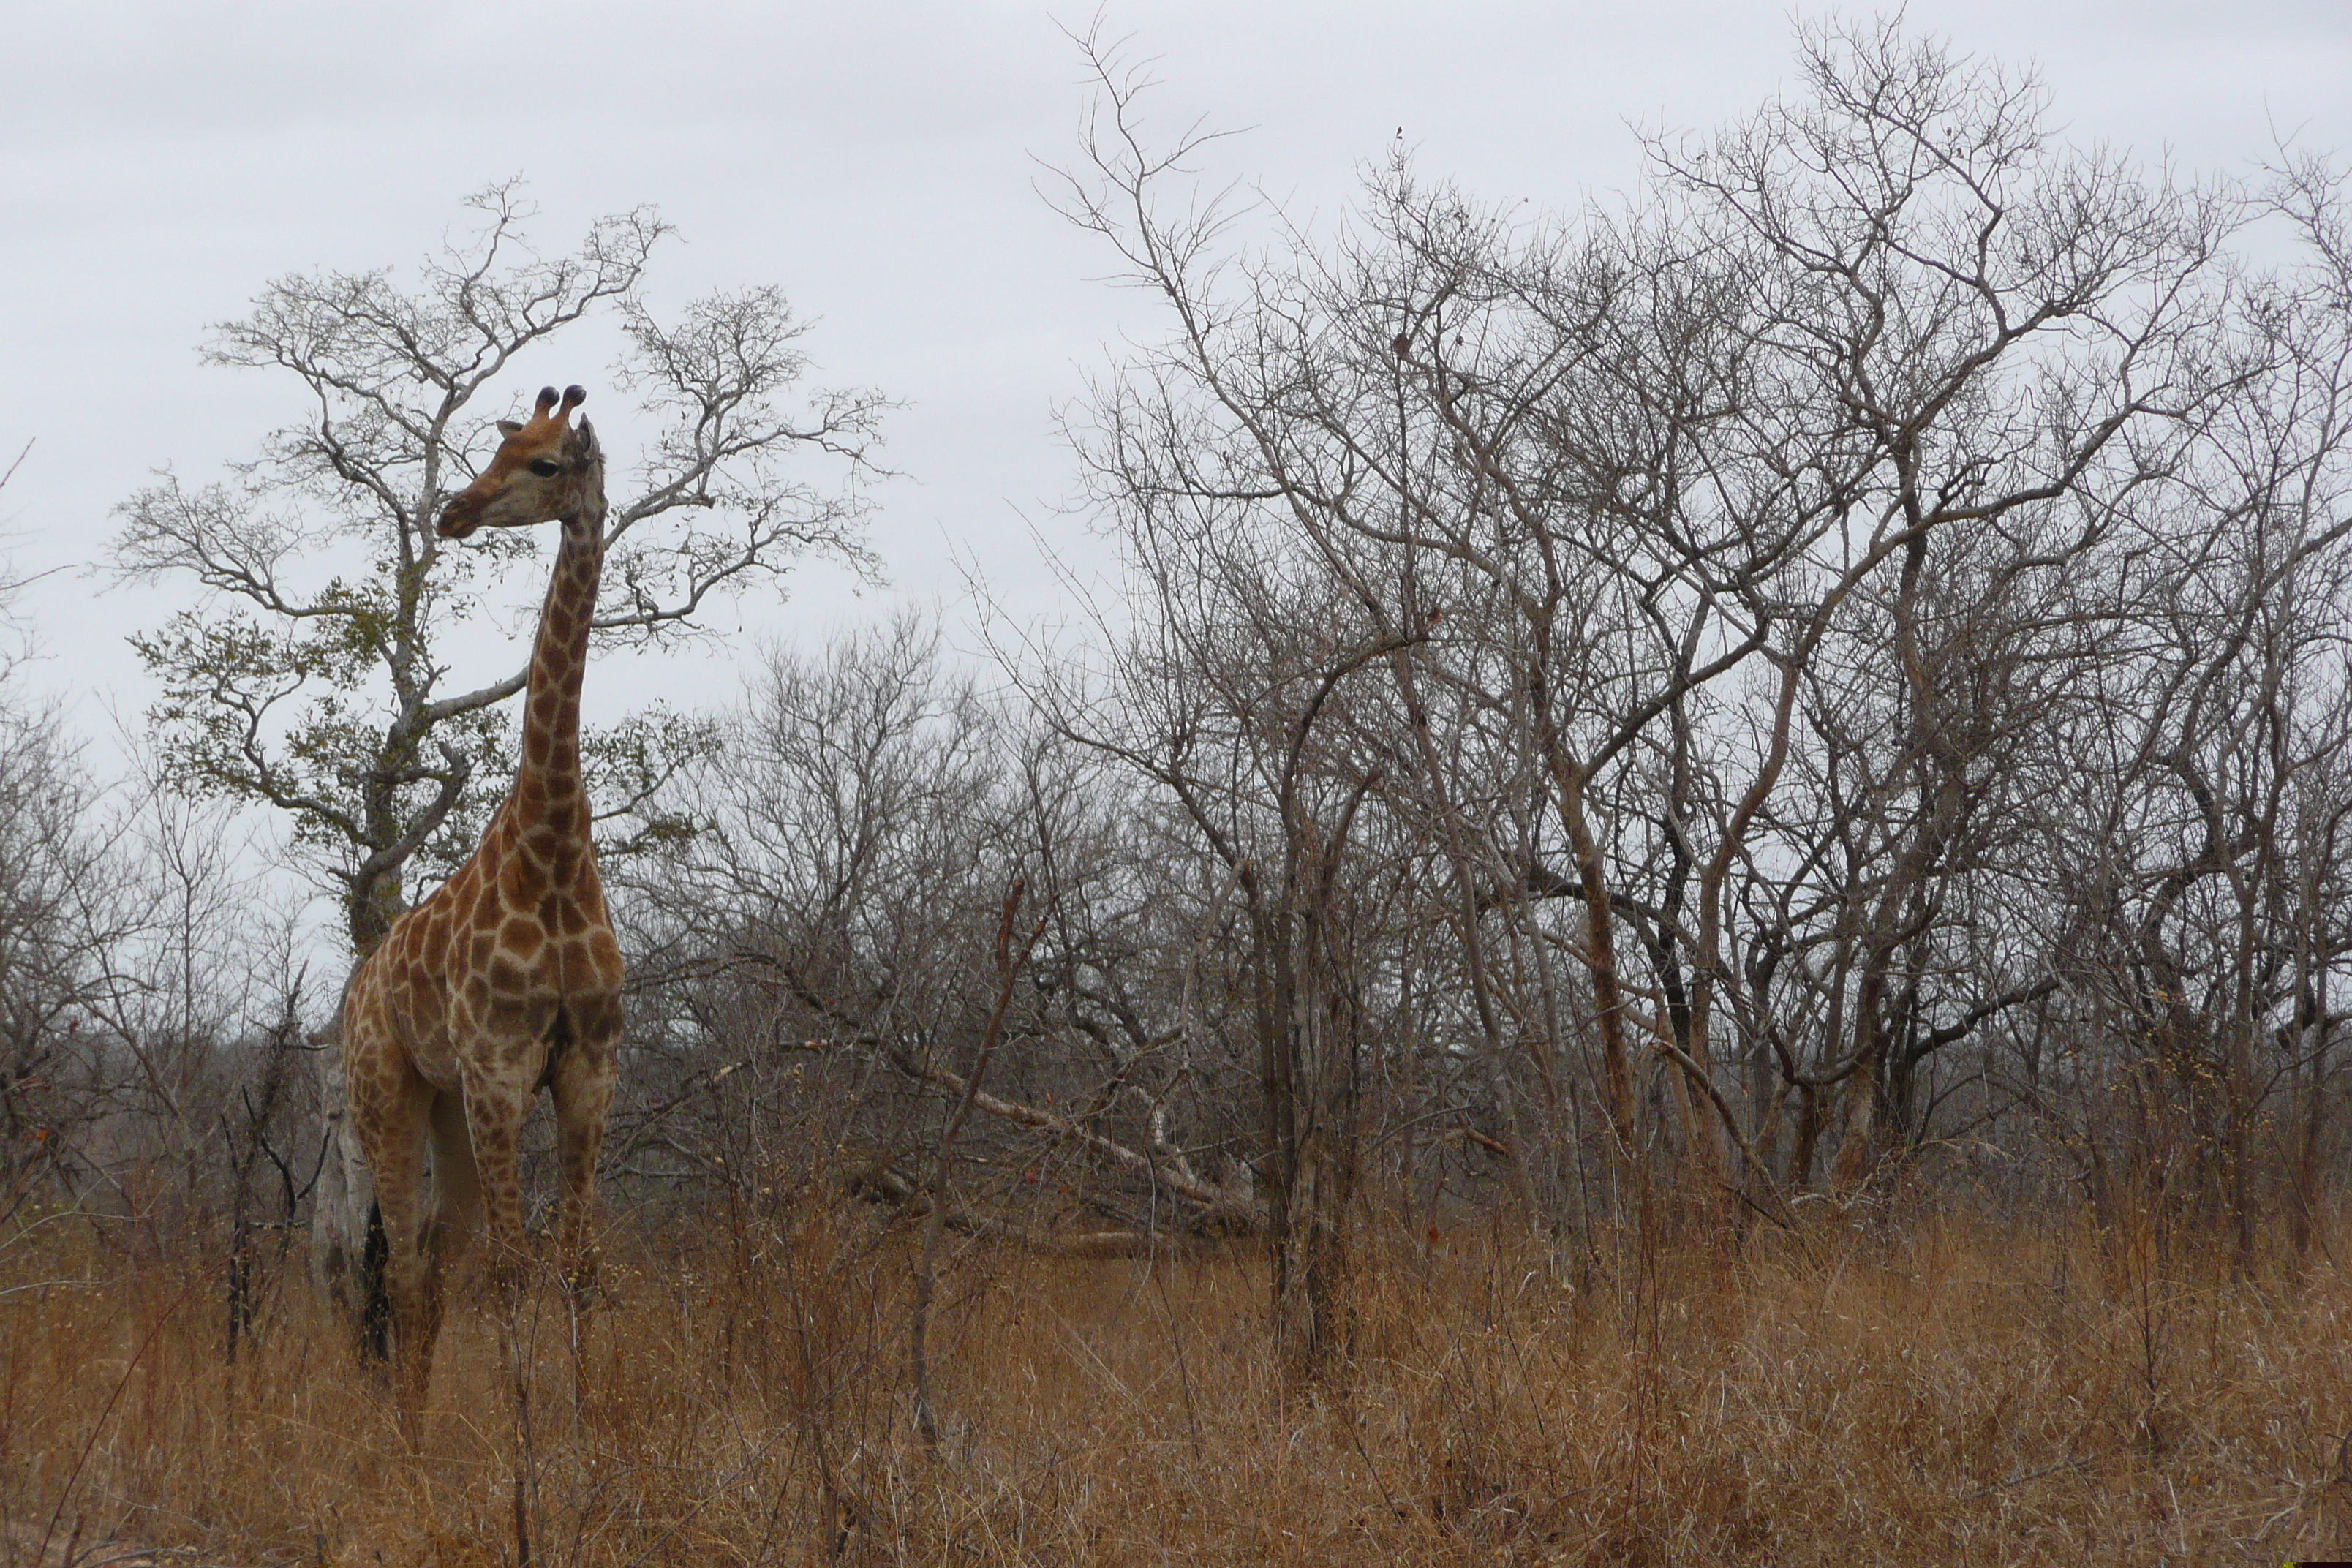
(807, 1036), (1262, 1230)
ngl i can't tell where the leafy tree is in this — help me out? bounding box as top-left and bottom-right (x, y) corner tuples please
(113, 182), (889, 954)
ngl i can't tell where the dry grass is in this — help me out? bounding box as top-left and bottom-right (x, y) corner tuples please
(4, 1200), (2351, 1565)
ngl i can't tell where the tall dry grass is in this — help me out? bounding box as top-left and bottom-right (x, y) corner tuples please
(4, 1197), (2351, 1565)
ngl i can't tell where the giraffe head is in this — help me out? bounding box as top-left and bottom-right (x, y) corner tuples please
(437, 385), (603, 540)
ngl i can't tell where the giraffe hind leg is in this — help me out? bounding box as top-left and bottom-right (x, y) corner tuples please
(548, 1005), (619, 1299)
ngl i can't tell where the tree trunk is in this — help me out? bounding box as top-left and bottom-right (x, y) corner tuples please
(307, 1025), (379, 1331)
(1250, 843), (1363, 1385)
(309, 879), (401, 1328)
(1267, 923), (1360, 1382)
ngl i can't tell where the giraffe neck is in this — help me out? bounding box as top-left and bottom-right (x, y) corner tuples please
(512, 510), (605, 840)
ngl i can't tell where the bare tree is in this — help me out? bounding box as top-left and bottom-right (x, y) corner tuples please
(1044, 14), (2250, 1273)
(0, 447), (148, 1203)
(0, 699), (135, 1199)
(616, 611), (1260, 1241)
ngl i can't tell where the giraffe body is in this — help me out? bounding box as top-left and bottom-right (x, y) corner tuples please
(339, 385), (621, 1417)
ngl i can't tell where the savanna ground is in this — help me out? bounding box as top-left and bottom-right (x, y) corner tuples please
(4, 1194), (2351, 1566)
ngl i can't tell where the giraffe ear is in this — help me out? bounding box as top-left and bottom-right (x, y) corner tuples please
(496, 420), (524, 437)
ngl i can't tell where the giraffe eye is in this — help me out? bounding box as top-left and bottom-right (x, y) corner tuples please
(527, 459), (561, 478)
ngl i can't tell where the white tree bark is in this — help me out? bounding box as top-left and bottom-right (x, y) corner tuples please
(307, 1028), (377, 1317)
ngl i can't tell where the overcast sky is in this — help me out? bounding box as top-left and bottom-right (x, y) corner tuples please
(4, 0), (2348, 774)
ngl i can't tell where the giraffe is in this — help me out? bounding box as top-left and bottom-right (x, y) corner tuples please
(338, 384), (624, 1419)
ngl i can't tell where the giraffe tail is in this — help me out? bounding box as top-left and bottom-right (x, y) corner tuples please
(358, 1199), (393, 1361)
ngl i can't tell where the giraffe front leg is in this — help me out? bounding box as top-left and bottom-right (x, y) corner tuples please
(549, 1017), (617, 1300)
(460, 1061), (535, 1313)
